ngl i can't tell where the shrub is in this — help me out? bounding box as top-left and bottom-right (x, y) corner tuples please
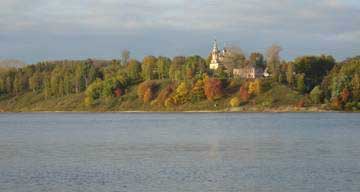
(114, 88), (123, 97)
(331, 97), (342, 110)
(248, 79), (262, 95)
(84, 80), (103, 106)
(137, 80), (158, 103)
(170, 82), (191, 105)
(309, 86), (323, 104)
(154, 84), (174, 106)
(230, 97), (241, 107)
(143, 88), (154, 103)
(239, 86), (250, 102)
(340, 88), (350, 103)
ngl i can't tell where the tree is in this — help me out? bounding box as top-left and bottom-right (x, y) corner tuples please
(239, 86), (250, 102)
(204, 77), (223, 101)
(340, 88), (350, 103)
(43, 75), (51, 99)
(184, 57), (197, 80)
(310, 86), (323, 104)
(74, 63), (86, 93)
(127, 59), (142, 81)
(266, 44), (282, 81)
(13, 74), (23, 95)
(191, 79), (205, 102)
(5, 75), (12, 94)
(222, 46), (246, 73)
(29, 72), (42, 92)
(83, 59), (96, 88)
(0, 76), (5, 94)
(102, 79), (116, 98)
(155, 84), (174, 106)
(156, 57), (171, 80)
(351, 73), (360, 101)
(84, 79), (103, 106)
(296, 74), (305, 93)
(137, 80), (157, 102)
(294, 55), (335, 92)
(170, 82), (190, 105)
(185, 55), (207, 79)
(286, 62), (295, 86)
(249, 52), (265, 68)
(121, 49), (130, 66)
(141, 56), (158, 80)
(169, 56), (185, 81)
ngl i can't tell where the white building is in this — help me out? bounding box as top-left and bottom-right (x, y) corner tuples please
(209, 40), (265, 79)
(209, 40), (223, 70)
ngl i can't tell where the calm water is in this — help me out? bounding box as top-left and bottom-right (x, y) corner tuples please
(0, 113), (360, 192)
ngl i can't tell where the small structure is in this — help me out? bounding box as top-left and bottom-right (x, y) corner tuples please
(233, 66), (264, 79)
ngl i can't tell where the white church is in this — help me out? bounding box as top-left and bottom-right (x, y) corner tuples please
(209, 40), (264, 79)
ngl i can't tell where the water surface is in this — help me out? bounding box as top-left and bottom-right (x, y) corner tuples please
(0, 113), (359, 192)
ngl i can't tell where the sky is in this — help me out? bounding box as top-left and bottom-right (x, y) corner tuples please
(0, 0), (359, 63)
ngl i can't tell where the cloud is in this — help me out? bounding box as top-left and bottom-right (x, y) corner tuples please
(0, 0), (359, 62)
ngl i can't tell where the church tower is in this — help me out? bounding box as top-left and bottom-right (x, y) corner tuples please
(209, 40), (221, 70)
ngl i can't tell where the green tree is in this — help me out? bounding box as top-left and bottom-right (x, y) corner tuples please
(13, 74), (23, 95)
(74, 63), (86, 93)
(5, 76), (12, 94)
(294, 55), (335, 92)
(127, 59), (142, 81)
(351, 73), (360, 101)
(310, 86), (323, 104)
(286, 62), (295, 86)
(0, 76), (4, 94)
(296, 74), (305, 93)
(185, 55), (207, 80)
(141, 56), (158, 80)
(83, 59), (97, 87)
(169, 56), (185, 81)
(191, 79), (205, 102)
(84, 79), (103, 106)
(249, 52), (265, 68)
(29, 72), (42, 92)
(43, 75), (51, 99)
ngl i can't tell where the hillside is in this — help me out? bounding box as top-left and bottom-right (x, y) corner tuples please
(0, 55), (358, 112)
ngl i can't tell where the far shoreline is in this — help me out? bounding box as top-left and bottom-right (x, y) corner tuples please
(0, 108), (358, 113)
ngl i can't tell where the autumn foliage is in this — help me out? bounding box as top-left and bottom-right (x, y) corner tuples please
(204, 77), (224, 101)
(239, 86), (250, 102)
(114, 88), (123, 97)
(137, 80), (158, 103)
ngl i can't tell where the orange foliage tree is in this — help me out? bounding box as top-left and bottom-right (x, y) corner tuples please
(155, 84), (174, 106)
(239, 86), (250, 102)
(137, 80), (157, 103)
(204, 77), (224, 101)
(340, 88), (350, 103)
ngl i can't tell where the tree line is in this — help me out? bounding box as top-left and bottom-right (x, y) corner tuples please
(0, 47), (359, 111)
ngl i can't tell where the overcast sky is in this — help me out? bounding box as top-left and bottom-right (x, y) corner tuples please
(0, 0), (359, 63)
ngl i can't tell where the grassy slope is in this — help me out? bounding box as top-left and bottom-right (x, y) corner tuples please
(0, 83), (317, 112)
